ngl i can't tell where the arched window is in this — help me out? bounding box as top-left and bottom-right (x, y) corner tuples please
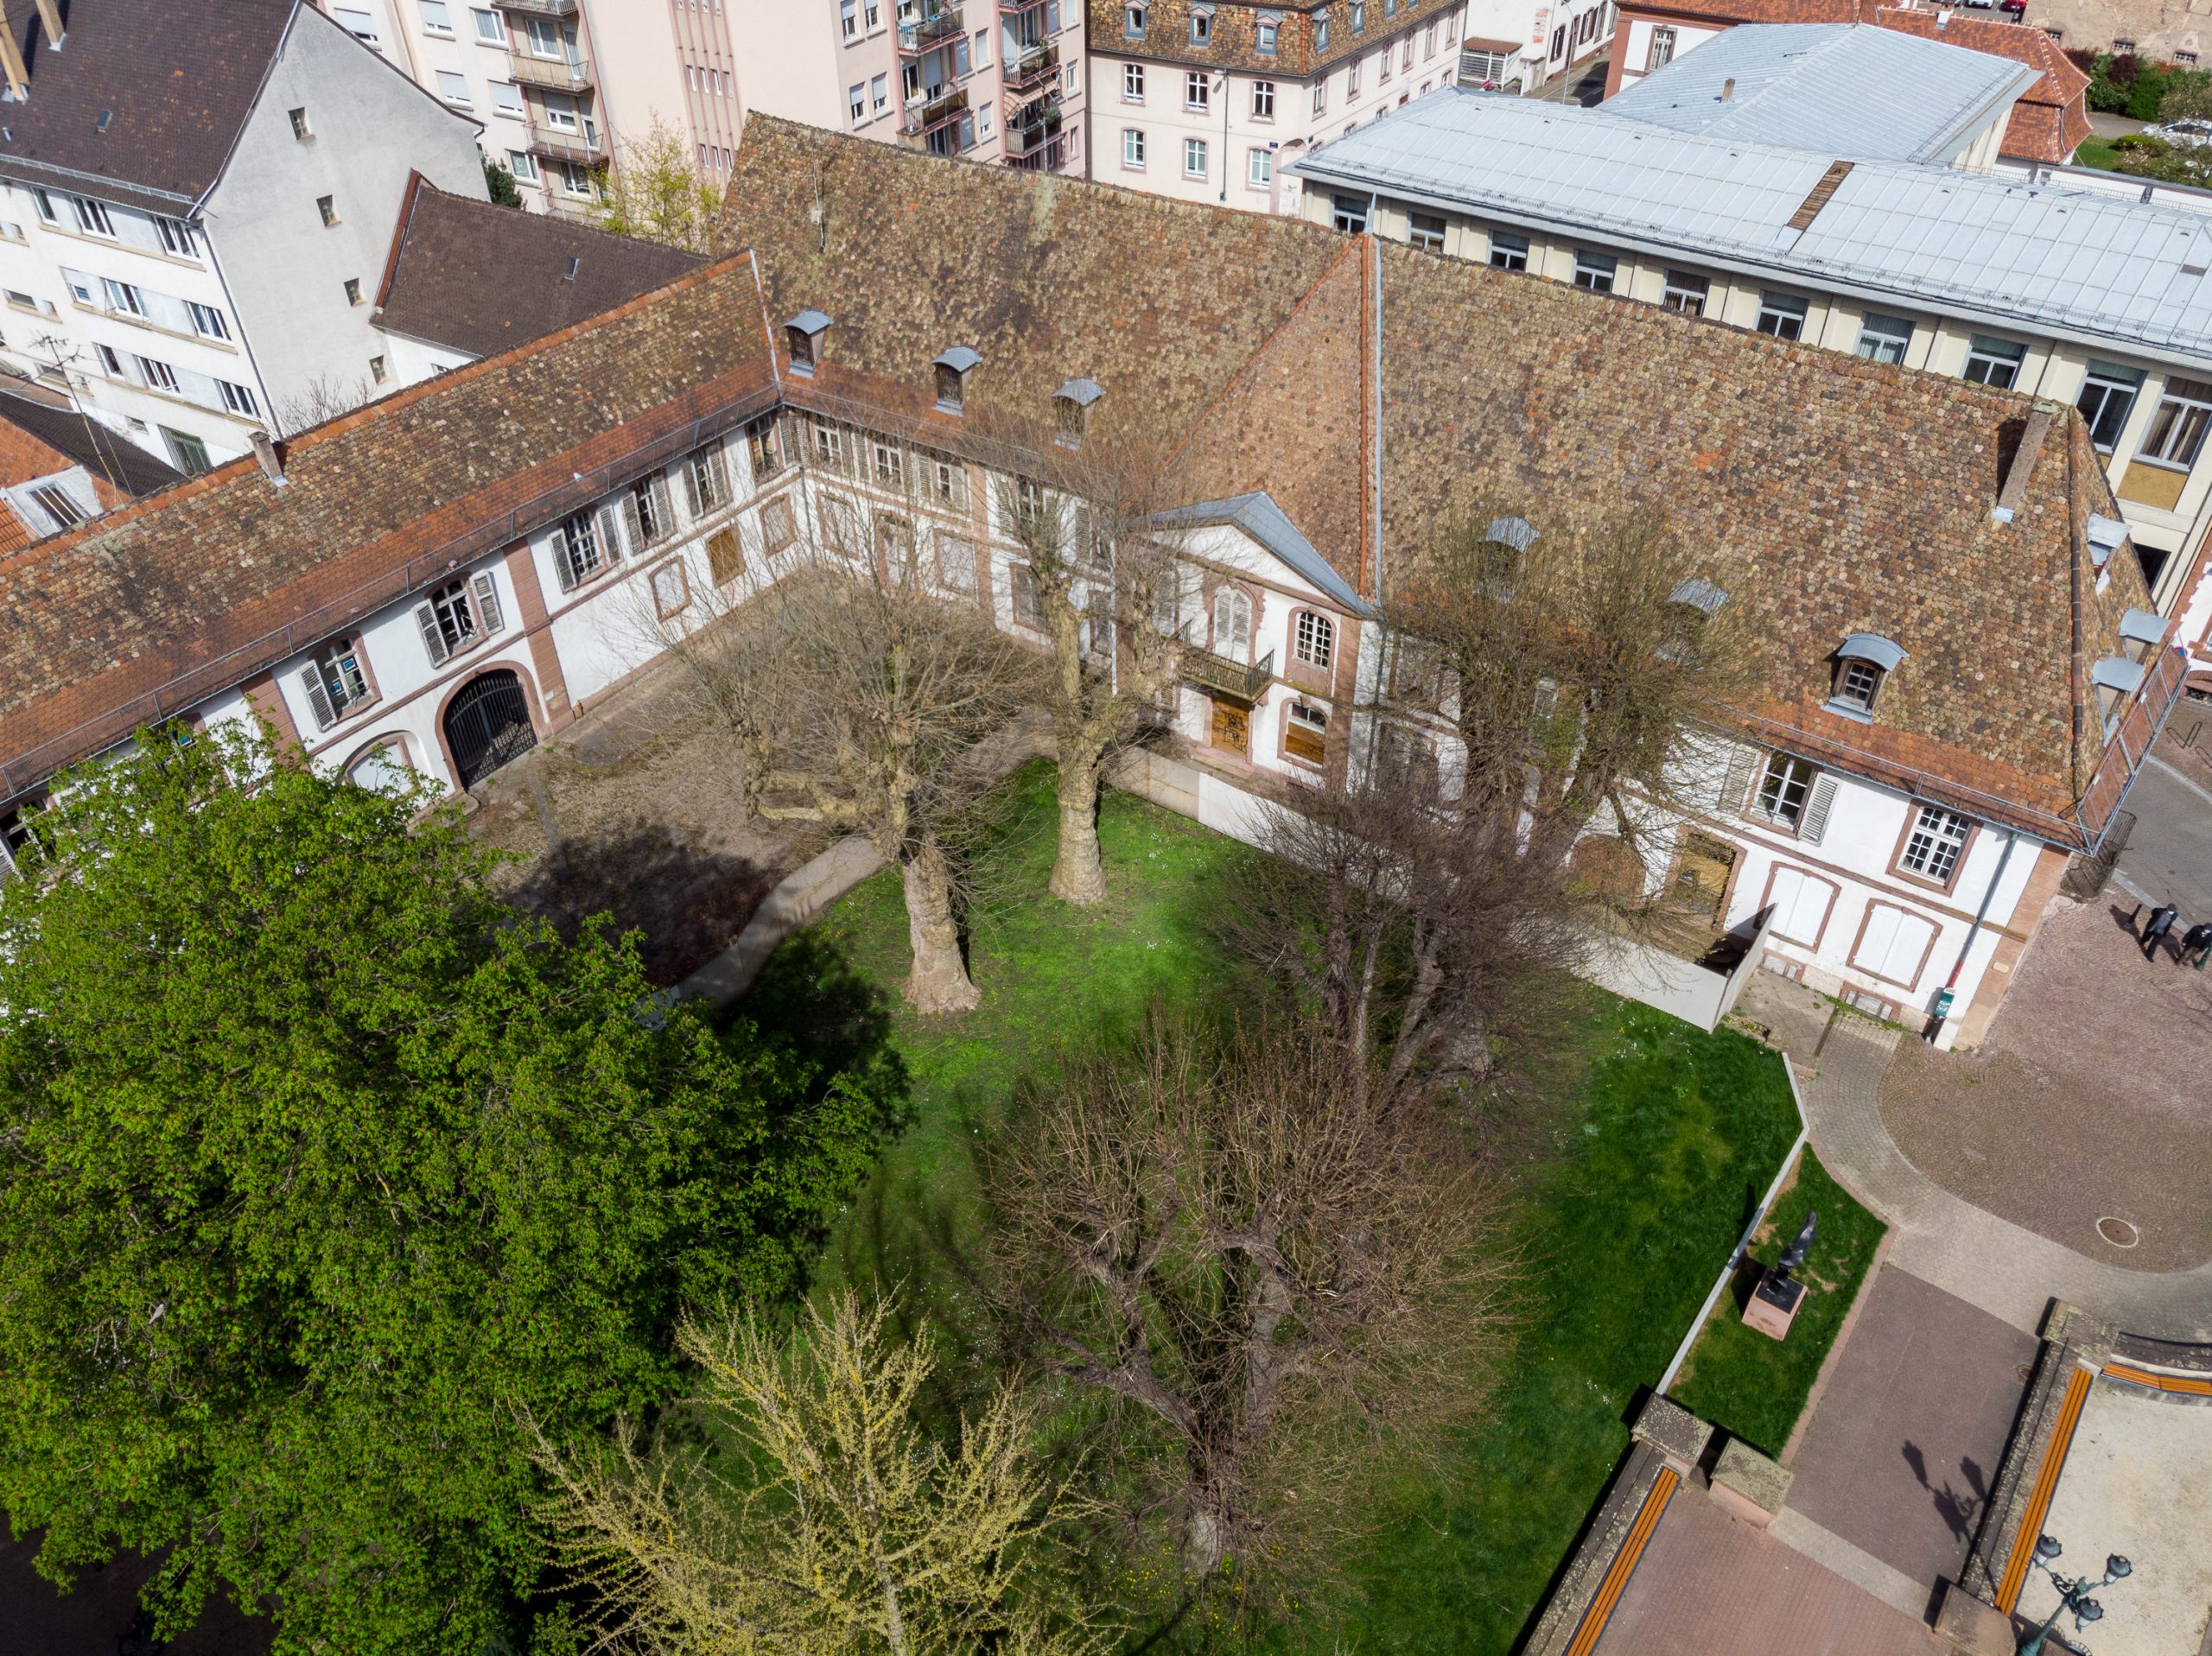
(1212, 587), (1252, 661)
(346, 737), (414, 796)
(1294, 609), (1334, 669)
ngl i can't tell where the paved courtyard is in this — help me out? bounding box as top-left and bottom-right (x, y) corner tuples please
(1877, 894), (2212, 1271)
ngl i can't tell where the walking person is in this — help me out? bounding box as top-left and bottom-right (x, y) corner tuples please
(2182, 920), (2212, 969)
(2141, 903), (2179, 961)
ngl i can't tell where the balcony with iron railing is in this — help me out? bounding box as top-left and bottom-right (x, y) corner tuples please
(529, 115), (605, 163)
(510, 49), (592, 92)
(899, 86), (968, 137)
(1003, 41), (1059, 98)
(896, 3), (963, 54)
(1185, 648), (1273, 703)
(490, 0), (575, 15)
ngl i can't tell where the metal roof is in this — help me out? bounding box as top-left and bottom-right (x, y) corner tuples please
(1606, 25), (2040, 165)
(1840, 631), (1907, 670)
(1292, 89), (2212, 369)
(1148, 492), (1377, 616)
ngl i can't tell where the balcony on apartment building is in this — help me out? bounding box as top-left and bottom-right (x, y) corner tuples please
(490, 0), (576, 15)
(896, 3), (963, 54)
(1003, 41), (1058, 99)
(509, 48), (592, 92)
(529, 112), (605, 163)
(1003, 99), (1063, 158)
(899, 85), (968, 138)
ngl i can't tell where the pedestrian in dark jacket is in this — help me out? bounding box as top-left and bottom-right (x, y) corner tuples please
(2142, 904), (2180, 960)
(2181, 920), (2212, 968)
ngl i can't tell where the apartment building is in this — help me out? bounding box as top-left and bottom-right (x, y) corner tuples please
(1290, 78), (2212, 631)
(1457, 0), (1616, 93)
(0, 0), (485, 473)
(1088, 0), (1471, 212)
(0, 380), (181, 552)
(0, 117), (2177, 1056)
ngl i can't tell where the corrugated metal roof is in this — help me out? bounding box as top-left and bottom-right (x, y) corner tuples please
(1292, 90), (2212, 365)
(1607, 24), (2041, 164)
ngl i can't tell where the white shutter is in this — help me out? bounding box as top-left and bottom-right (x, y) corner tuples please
(682, 457), (705, 516)
(1766, 866), (1829, 946)
(648, 473), (674, 540)
(1714, 744), (1756, 815)
(620, 490), (645, 553)
(1798, 775), (1839, 845)
(414, 602), (451, 668)
(296, 665), (336, 732)
(693, 447), (728, 509)
(550, 524), (576, 592)
(470, 571), (505, 636)
(598, 504), (626, 564)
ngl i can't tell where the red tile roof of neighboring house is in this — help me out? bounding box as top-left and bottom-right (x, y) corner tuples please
(1612, 0), (2091, 161)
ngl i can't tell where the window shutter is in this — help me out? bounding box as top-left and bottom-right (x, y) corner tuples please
(470, 571), (505, 635)
(297, 665), (336, 732)
(1799, 775), (1840, 846)
(707, 528), (742, 586)
(682, 459), (705, 516)
(620, 490), (645, 553)
(696, 447), (728, 508)
(597, 503), (626, 563)
(550, 524), (577, 592)
(648, 473), (674, 539)
(415, 601), (451, 668)
(1714, 744), (1756, 815)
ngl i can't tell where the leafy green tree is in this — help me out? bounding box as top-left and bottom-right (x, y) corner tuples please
(0, 730), (879, 1653)
(483, 153), (525, 207)
(597, 116), (729, 253)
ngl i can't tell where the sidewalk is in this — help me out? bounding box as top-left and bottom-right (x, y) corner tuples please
(1736, 974), (2212, 1342)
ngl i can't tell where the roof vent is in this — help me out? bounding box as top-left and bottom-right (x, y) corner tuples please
(1720, 76), (1736, 99)
(563, 255), (580, 280)
(1669, 575), (1730, 615)
(784, 309), (832, 377)
(1053, 377), (1103, 447)
(2120, 606), (2169, 659)
(249, 429), (288, 488)
(2086, 513), (2129, 567)
(97, 110), (111, 132)
(932, 346), (981, 415)
(1993, 408), (2051, 523)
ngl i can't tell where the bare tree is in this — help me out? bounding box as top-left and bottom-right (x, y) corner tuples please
(275, 372), (376, 434)
(995, 453), (1191, 905)
(655, 452), (1043, 1012)
(986, 1016), (1513, 1587)
(1220, 506), (1757, 1095)
(530, 1291), (1108, 1656)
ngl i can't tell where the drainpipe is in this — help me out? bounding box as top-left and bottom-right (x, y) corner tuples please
(1923, 828), (2018, 1045)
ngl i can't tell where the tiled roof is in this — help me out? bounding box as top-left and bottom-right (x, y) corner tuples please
(734, 118), (2141, 834)
(1872, 7), (2093, 161)
(374, 176), (708, 358)
(0, 385), (185, 497)
(1606, 25), (2042, 163)
(0, 257), (778, 796)
(0, 0), (299, 211)
(1294, 91), (2212, 369)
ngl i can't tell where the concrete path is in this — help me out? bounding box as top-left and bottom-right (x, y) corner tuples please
(1737, 975), (2212, 1342)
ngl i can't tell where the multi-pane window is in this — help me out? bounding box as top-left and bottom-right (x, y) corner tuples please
(219, 380), (257, 416)
(1490, 232), (1530, 270)
(1185, 70), (1210, 109)
(1123, 62), (1144, 99)
(1855, 313), (1913, 365)
(813, 419), (845, 468)
(1409, 212), (1446, 251)
(29, 484), (85, 530)
(1248, 148), (1272, 187)
(1252, 79), (1274, 118)
(931, 456), (966, 506)
(1662, 270), (1707, 315)
(1962, 335), (2025, 390)
(1294, 610), (1334, 669)
(1573, 251), (1617, 293)
(1011, 563), (1043, 627)
(626, 472), (675, 546)
(1315, 11), (1331, 48)
(556, 509), (608, 587)
(416, 574), (504, 663)
(1756, 291), (1808, 340)
(872, 440), (904, 488)
(72, 196), (116, 237)
(2075, 363), (2144, 454)
(155, 216), (197, 257)
(1833, 657), (1882, 713)
(188, 301), (230, 339)
(841, 0), (858, 38)
(1184, 136), (1209, 178)
(1332, 194), (1369, 233)
(1123, 128), (1146, 167)
(474, 5), (504, 41)
(938, 532), (977, 593)
(2139, 375), (2212, 469)
(1752, 752), (1815, 827)
(306, 637), (371, 728)
(748, 416), (785, 480)
(1648, 25), (1676, 68)
(136, 356), (179, 393)
(1313, 79), (1328, 114)
(1285, 700), (1328, 764)
(684, 447), (731, 513)
(1212, 587), (1252, 659)
(758, 496), (797, 555)
(101, 278), (145, 317)
(163, 427), (211, 475)
(1898, 806), (1972, 884)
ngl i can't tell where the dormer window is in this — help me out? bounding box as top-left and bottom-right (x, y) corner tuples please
(1190, 4), (1212, 44)
(2093, 656), (2147, 736)
(2085, 513), (2129, 570)
(1124, 2), (1145, 38)
(1662, 576), (1728, 663)
(1054, 377), (1103, 448)
(2120, 607), (2168, 663)
(1825, 632), (1904, 721)
(932, 346), (981, 415)
(784, 309), (832, 378)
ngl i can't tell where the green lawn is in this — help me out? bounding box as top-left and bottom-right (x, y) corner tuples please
(747, 764), (1805, 1652)
(1669, 1149), (1886, 1459)
(2075, 135), (2125, 172)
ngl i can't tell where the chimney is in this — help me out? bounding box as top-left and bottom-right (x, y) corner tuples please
(29, 0), (58, 48)
(250, 429), (288, 486)
(1721, 76), (1736, 99)
(1992, 409), (2051, 523)
(0, 5), (29, 99)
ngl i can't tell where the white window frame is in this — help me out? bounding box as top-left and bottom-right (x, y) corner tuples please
(1122, 127), (1147, 168)
(1185, 70), (1210, 111)
(1184, 136), (1208, 178)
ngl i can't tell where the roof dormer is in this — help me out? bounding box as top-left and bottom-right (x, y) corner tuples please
(785, 309), (832, 378)
(933, 346), (981, 415)
(1053, 377), (1103, 448)
(1824, 632), (1904, 723)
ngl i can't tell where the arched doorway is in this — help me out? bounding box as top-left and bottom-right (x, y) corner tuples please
(443, 669), (537, 788)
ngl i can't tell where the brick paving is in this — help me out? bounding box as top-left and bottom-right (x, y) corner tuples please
(1735, 974), (2212, 1342)
(1783, 1266), (2038, 1596)
(1597, 1487), (1933, 1656)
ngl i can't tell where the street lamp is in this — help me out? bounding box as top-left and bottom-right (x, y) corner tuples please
(2019, 1535), (2133, 1656)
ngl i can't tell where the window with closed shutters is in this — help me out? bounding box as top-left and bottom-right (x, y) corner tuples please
(708, 527), (745, 585)
(758, 495), (796, 555)
(1212, 587), (1252, 661)
(1285, 700), (1328, 764)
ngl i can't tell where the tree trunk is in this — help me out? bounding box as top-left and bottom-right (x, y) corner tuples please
(900, 842), (978, 1014)
(1182, 1482), (1233, 1577)
(1048, 749), (1109, 906)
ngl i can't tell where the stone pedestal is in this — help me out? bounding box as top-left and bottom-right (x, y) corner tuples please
(1708, 1437), (1794, 1529)
(1934, 1581), (2016, 1656)
(1743, 1270), (1807, 1341)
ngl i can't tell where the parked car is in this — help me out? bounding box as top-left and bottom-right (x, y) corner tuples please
(2146, 117), (2212, 147)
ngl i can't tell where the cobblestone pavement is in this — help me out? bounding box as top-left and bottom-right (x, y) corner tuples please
(1599, 1487), (1932, 1656)
(1878, 897), (2212, 1271)
(1735, 974), (2212, 1342)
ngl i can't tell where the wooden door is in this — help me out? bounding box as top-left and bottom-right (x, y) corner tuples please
(1210, 697), (1249, 756)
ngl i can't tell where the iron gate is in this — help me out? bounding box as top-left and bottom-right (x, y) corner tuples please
(444, 669), (537, 789)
